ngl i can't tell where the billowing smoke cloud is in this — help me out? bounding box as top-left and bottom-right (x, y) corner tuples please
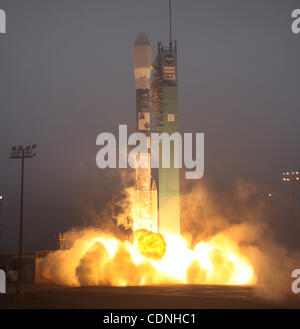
(39, 228), (160, 286)
(38, 172), (299, 300)
(180, 179), (299, 300)
(78, 169), (135, 238)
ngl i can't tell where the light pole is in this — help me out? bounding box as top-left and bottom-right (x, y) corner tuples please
(10, 145), (36, 294)
(282, 171), (299, 249)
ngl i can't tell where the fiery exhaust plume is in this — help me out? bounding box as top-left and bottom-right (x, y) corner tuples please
(37, 176), (299, 300)
(39, 228), (255, 287)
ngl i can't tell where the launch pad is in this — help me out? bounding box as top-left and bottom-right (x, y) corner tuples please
(1, 283), (299, 309)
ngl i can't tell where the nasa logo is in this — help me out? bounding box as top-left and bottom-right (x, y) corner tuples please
(164, 54), (175, 64)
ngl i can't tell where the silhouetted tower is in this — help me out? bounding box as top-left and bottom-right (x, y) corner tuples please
(151, 0), (180, 236)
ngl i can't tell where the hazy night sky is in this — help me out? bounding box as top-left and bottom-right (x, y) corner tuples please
(0, 0), (299, 251)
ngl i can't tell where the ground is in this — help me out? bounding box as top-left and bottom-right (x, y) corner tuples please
(0, 284), (299, 309)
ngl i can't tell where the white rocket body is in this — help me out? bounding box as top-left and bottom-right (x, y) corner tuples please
(134, 34), (151, 89)
(133, 33), (158, 233)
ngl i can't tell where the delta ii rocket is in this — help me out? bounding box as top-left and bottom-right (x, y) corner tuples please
(133, 31), (181, 237)
(133, 32), (158, 233)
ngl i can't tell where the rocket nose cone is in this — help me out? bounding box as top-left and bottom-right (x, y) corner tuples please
(135, 32), (150, 46)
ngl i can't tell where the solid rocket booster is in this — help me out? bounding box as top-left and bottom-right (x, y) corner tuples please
(133, 33), (158, 232)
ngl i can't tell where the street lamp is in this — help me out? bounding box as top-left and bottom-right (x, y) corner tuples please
(10, 144), (36, 294)
(282, 171), (300, 249)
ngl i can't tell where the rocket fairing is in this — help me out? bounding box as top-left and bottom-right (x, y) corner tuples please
(133, 33), (158, 233)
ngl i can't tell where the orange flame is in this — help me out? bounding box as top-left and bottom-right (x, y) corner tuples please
(134, 229), (166, 261)
(39, 229), (255, 286)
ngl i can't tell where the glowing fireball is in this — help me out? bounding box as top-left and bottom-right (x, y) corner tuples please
(134, 229), (166, 261)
